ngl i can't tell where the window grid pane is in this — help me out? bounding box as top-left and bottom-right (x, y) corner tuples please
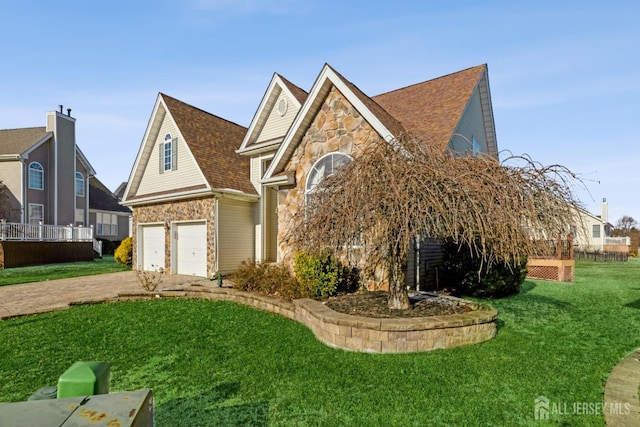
(164, 141), (172, 170)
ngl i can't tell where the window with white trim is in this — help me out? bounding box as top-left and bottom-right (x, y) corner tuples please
(592, 224), (601, 238)
(305, 151), (353, 224)
(75, 172), (85, 196)
(28, 203), (44, 224)
(159, 133), (178, 173)
(96, 212), (118, 236)
(305, 152), (352, 205)
(75, 209), (85, 226)
(29, 162), (44, 190)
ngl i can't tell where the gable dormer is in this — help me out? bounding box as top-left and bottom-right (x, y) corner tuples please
(237, 73), (307, 156)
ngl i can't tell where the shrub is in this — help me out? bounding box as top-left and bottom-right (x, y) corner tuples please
(136, 265), (163, 292)
(114, 237), (133, 266)
(231, 260), (303, 300)
(293, 251), (360, 299)
(440, 239), (527, 298)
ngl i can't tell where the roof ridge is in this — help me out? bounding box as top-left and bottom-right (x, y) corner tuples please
(275, 74), (308, 104)
(325, 63), (406, 136)
(0, 125), (47, 133)
(373, 64), (486, 98)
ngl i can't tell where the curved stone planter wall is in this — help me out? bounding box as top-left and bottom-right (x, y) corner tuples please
(117, 287), (498, 353)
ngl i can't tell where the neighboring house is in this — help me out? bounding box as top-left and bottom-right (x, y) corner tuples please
(123, 64), (498, 282)
(113, 182), (127, 201)
(240, 64), (497, 288)
(89, 177), (131, 242)
(570, 198), (622, 252)
(121, 94), (257, 277)
(0, 107), (96, 226)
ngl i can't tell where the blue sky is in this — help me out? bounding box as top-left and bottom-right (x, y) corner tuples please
(1, 0), (638, 223)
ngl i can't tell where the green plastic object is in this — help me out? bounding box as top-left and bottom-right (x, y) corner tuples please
(57, 361), (110, 399)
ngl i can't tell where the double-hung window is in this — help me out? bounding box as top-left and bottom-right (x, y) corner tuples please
(96, 212), (118, 236)
(28, 203), (44, 224)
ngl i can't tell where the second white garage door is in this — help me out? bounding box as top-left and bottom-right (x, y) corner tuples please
(175, 221), (207, 277)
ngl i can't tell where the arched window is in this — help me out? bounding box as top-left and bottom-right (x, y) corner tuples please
(159, 133), (177, 172)
(75, 172), (85, 196)
(305, 152), (352, 205)
(28, 162), (44, 190)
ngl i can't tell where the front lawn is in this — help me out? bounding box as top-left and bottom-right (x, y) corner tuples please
(0, 259), (638, 426)
(0, 256), (130, 287)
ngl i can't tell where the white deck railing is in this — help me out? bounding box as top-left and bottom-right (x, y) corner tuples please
(0, 220), (94, 242)
(605, 236), (631, 246)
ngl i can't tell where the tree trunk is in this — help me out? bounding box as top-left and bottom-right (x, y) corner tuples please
(387, 243), (410, 310)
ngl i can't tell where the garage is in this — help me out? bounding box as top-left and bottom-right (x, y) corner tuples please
(174, 221), (207, 277)
(139, 224), (165, 272)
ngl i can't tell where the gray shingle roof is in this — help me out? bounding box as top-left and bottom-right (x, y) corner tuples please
(0, 127), (51, 155)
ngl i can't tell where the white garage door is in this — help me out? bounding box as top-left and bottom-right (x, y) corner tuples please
(140, 225), (165, 272)
(175, 221), (207, 277)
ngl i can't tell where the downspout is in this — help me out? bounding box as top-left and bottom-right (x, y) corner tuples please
(213, 197), (219, 277)
(85, 175), (90, 225)
(415, 235), (420, 292)
(21, 157), (26, 223)
(53, 120), (58, 225)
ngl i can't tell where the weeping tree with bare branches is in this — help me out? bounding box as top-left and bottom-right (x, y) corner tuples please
(285, 135), (584, 310)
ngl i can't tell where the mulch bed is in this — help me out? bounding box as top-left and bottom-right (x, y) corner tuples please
(323, 291), (472, 318)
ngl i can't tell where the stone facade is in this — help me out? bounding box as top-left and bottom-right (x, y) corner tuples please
(277, 86), (381, 267)
(132, 197), (216, 275)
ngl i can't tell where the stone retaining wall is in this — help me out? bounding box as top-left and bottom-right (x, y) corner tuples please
(117, 287), (498, 353)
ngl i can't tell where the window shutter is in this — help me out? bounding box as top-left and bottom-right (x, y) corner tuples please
(172, 138), (178, 171)
(159, 142), (164, 174)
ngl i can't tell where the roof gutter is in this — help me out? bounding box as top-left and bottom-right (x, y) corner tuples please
(122, 187), (258, 207)
(0, 154), (22, 162)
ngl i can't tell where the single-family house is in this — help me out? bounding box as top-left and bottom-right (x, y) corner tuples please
(121, 94), (257, 277)
(123, 64), (498, 287)
(89, 177), (132, 243)
(239, 63), (497, 288)
(571, 198), (628, 253)
(0, 107), (96, 227)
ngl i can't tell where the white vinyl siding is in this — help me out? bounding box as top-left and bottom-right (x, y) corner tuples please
(136, 116), (206, 195)
(255, 93), (299, 143)
(448, 88), (488, 155)
(250, 156), (263, 193)
(218, 198), (254, 274)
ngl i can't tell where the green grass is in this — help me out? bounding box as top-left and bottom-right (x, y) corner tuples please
(0, 256), (130, 286)
(0, 259), (639, 426)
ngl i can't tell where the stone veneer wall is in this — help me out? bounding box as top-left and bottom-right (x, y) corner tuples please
(132, 197), (216, 275)
(277, 86), (381, 268)
(118, 287), (498, 353)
